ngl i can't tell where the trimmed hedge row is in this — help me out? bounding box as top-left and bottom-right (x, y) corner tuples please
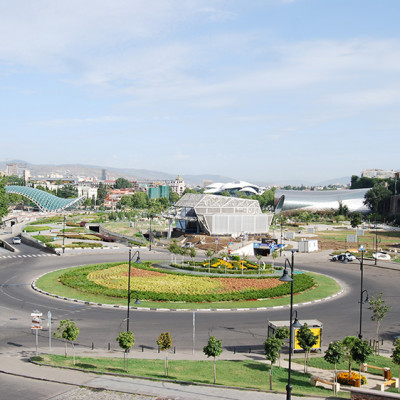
(170, 263), (280, 275)
(59, 262), (315, 302)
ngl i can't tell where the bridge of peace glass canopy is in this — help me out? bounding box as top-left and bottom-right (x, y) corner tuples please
(5, 185), (84, 212)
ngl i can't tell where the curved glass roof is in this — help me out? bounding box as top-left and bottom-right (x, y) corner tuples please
(6, 185), (84, 212)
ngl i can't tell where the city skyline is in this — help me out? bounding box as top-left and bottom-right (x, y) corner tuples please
(1, 1), (399, 182)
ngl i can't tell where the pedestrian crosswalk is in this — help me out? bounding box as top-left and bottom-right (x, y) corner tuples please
(1, 253), (58, 259)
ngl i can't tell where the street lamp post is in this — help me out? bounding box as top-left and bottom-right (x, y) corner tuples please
(344, 246), (366, 339)
(279, 249), (300, 400)
(62, 214), (66, 254)
(127, 249), (141, 332)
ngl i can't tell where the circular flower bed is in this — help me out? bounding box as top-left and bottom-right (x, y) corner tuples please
(59, 262), (315, 303)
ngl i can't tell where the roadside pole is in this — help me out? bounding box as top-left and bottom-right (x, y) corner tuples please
(31, 310), (42, 356)
(47, 311), (52, 350)
(192, 311), (195, 355)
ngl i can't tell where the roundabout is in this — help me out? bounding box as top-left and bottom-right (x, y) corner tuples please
(0, 245), (399, 356)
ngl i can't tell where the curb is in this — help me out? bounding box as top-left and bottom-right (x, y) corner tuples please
(31, 267), (345, 313)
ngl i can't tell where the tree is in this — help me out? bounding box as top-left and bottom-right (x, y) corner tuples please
(296, 323), (318, 373)
(351, 338), (373, 387)
(275, 326), (290, 367)
(0, 183), (9, 220)
(97, 182), (108, 205)
(157, 332), (173, 377)
(168, 240), (180, 264)
(116, 330), (135, 371)
(131, 192), (149, 209)
(189, 247), (196, 265)
(368, 292), (391, 354)
(115, 177), (132, 189)
(203, 336), (223, 384)
(350, 212), (362, 228)
(258, 189), (275, 209)
(391, 338), (400, 392)
(57, 184), (78, 199)
(220, 190), (231, 197)
(83, 197), (92, 208)
(364, 184), (391, 214)
(205, 249), (215, 273)
(271, 249), (279, 270)
(342, 336), (358, 376)
(54, 319), (79, 364)
(169, 191), (180, 204)
(264, 336), (282, 390)
(324, 341), (345, 394)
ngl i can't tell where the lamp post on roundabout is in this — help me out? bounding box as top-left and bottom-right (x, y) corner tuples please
(127, 249), (141, 332)
(279, 249), (301, 400)
(343, 245), (368, 339)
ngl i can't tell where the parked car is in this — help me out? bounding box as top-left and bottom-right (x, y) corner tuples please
(12, 237), (21, 245)
(373, 252), (391, 260)
(331, 253), (356, 262)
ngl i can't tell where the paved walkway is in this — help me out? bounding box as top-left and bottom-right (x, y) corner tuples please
(0, 347), (393, 400)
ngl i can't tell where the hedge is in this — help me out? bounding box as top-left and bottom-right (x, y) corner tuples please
(59, 262), (315, 302)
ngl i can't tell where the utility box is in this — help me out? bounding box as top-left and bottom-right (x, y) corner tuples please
(284, 231), (296, 240)
(267, 319), (323, 353)
(298, 239), (318, 253)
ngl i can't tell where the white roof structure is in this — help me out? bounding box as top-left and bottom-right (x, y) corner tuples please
(175, 193), (272, 235)
(204, 180), (263, 195)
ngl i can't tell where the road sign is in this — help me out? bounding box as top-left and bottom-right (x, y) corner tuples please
(31, 311), (42, 330)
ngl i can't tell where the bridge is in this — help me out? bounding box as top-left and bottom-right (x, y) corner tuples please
(5, 185), (85, 212)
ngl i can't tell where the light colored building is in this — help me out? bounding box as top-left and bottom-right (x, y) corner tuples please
(77, 186), (98, 201)
(204, 180), (264, 196)
(173, 193), (273, 236)
(361, 169), (397, 179)
(170, 175), (186, 196)
(274, 188), (370, 213)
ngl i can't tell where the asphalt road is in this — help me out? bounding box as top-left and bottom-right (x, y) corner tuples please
(1, 242), (399, 357)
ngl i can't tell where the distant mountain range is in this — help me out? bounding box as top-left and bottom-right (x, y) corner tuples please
(0, 160), (350, 187)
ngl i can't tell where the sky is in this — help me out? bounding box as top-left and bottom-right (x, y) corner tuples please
(1, 0), (399, 185)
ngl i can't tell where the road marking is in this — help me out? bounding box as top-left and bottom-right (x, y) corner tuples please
(22, 255), (27, 257)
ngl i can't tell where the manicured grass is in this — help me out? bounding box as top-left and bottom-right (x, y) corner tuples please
(32, 354), (348, 397)
(35, 263), (340, 309)
(23, 225), (53, 232)
(293, 354), (399, 377)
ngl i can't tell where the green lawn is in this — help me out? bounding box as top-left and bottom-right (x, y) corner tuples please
(32, 354), (349, 398)
(35, 264), (340, 309)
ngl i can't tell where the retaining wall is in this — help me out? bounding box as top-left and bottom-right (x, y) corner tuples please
(351, 388), (400, 400)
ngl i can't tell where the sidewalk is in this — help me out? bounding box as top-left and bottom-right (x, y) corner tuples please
(0, 347), (393, 400)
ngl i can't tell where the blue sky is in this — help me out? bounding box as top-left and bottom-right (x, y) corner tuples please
(1, 0), (399, 184)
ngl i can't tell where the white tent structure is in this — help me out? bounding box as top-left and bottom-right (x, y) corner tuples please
(174, 193), (273, 236)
